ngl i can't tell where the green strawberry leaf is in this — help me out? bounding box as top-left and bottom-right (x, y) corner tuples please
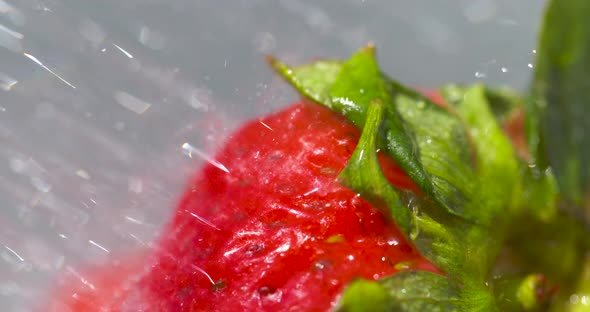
(330, 47), (478, 221)
(402, 86), (523, 285)
(441, 85), (525, 124)
(270, 47), (476, 221)
(442, 84), (560, 222)
(337, 100), (413, 236)
(329, 45), (393, 126)
(393, 92), (475, 221)
(266, 56), (340, 104)
(528, 0), (590, 209)
(328, 47), (428, 195)
(336, 271), (462, 312)
(441, 85), (522, 218)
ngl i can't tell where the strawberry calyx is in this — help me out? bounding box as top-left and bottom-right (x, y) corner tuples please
(270, 46), (523, 311)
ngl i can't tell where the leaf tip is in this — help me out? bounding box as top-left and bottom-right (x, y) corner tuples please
(265, 54), (279, 67)
(266, 55), (294, 79)
(362, 42), (377, 56)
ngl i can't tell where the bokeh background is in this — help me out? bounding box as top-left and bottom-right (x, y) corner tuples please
(0, 0), (545, 310)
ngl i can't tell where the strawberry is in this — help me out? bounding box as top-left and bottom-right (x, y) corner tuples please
(134, 101), (437, 311)
(48, 101), (437, 311)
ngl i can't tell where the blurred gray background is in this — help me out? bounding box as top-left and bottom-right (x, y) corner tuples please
(0, 0), (545, 310)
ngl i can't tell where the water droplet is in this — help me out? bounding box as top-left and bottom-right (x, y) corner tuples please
(312, 259), (333, 272)
(75, 169), (91, 180)
(139, 26), (166, 50)
(474, 71), (486, 78)
(188, 87), (211, 111)
(88, 240), (110, 253)
(182, 142), (230, 173)
(463, 0), (497, 23)
(30, 176), (51, 192)
(387, 238), (399, 246)
(128, 177), (143, 193)
(114, 91), (152, 114)
(346, 255), (355, 261)
(9, 158), (26, 173)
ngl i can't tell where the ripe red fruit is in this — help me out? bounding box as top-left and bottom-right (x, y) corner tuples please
(137, 101), (436, 311)
(48, 101), (437, 311)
